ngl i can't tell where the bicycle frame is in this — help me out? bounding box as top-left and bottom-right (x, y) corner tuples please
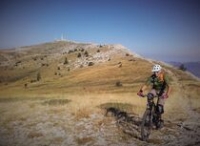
(141, 94), (160, 141)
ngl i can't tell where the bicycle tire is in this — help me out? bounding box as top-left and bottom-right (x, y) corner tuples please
(141, 109), (152, 141)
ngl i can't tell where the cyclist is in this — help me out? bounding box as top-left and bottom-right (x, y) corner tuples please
(137, 64), (171, 128)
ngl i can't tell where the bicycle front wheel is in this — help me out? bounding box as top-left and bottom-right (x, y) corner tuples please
(141, 109), (152, 141)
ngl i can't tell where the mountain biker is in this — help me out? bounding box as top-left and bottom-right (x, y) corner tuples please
(137, 64), (171, 128)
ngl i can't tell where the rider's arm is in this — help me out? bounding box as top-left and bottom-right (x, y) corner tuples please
(139, 77), (151, 92)
(164, 75), (171, 96)
(166, 84), (171, 96)
(140, 84), (147, 92)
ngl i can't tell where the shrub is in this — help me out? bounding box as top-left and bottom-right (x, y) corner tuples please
(179, 64), (187, 71)
(24, 83), (28, 88)
(88, 62), (94, 66)
(30, 79), (37, 83)
(68, 50), (74, 54)
(84, 51), (89, 57)
(37, 72), (41, 81)
(42, 63), (48, 67)
(77, 53), (82, 58)
(116, 81), (122, 87)
(64, 57), (68, 64)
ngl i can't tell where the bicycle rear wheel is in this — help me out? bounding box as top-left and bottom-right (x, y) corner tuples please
(141, 109), (152, 141)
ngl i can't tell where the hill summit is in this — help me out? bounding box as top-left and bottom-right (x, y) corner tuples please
(0, 40), (198, 93)
(0, 41), (200, 146)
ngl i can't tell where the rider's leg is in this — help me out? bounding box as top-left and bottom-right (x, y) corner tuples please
(148, 89), (165, 116)
(147, 89), (157, 103)
(147, 90), (158, 128)
(157, 94), (166, 119)
(157, 96), (166, 128)
(156, 104), (164, 119)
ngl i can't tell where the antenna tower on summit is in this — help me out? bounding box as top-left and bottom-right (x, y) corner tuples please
(55, 34), (67, 42)
(61, 34), (64, 41)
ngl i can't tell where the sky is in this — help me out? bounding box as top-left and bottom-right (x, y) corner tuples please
(0, 0), (200, 62)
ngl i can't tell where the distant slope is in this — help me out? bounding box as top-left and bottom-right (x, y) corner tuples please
(0, 41), (143, 87)
(0, 40), (199, 94)
(168, 61), (200, 78)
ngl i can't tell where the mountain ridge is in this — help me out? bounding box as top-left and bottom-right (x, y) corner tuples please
(0, 41), (200, 146)
(0, 40), (198, 88)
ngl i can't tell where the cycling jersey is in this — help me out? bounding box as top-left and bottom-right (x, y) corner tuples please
(146, 72), (170, 91)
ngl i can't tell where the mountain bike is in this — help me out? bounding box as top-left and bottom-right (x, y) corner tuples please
(140, 93), (164, 141)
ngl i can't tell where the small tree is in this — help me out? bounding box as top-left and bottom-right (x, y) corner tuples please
(116, 81), (122, 87)
(84, 51), (89, 57)
(81, 48), (84, 52)
(88, 62), (94, 66)
(179, 64), (187, 71)
(77, 53), (82, 58)
(64, 57), (68, 64)
(37, 72), (41, 81)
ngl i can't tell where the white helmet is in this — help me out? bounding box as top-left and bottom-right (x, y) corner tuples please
(152, 64), (162, 72)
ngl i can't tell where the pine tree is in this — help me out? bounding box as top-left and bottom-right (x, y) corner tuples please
(37, 72), (41, 81)
(64, 57), (68, 64)
(179, 64), (187, 71)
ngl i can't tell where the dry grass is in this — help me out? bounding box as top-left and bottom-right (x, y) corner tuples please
(27, 131), (43, 138)
(0, 82), (200, 146)
(42, 99), (71, 106)
(148, 138), (163, 145)
(76, 137), (95, 145)
(1, 77), (199, 123)
(73, 107), (91, 120)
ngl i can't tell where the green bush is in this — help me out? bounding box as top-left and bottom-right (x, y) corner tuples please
(37, 72), (41, 81)
(88, 62), (94, 66)
(64, 57), (68, 64)
(116, 81), (122, 87)
(84, 51), (89, 57)
(77, 53), (82, 58)
(179, 64), (187, 71)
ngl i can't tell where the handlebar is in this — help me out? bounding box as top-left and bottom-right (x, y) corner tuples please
(137, 93), (158, 98)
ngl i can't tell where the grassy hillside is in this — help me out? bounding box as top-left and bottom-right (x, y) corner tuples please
(0, 40), (199, 114)
(0, 41), (200, 146)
